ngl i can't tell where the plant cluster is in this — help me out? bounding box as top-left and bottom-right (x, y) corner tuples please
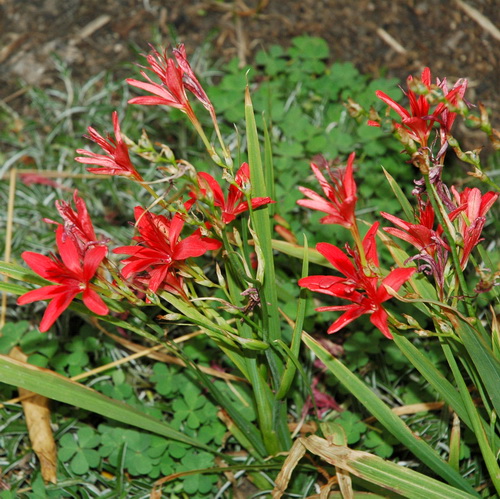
(0, 37), (498, 497)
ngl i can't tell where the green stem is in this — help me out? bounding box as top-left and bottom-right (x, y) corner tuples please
(423, 176), (474, 317)
(225, 263), (281, 456)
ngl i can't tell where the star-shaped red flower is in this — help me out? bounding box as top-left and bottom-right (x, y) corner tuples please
(113, 208), (221, 293)
(299, 223), (416, 339)
(17, 225), (108, 332)
(195, 163), (274, 224)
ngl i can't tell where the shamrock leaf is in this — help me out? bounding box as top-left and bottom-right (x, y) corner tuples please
(336, 411), (367, 445)
(58, 427), (100, 475)
(364, 430), (395, 458)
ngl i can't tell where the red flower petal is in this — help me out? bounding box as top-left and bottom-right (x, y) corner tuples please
(38, 288), (80, 332)
(82, 287), (109, 316)
(316, 243), (356, 279)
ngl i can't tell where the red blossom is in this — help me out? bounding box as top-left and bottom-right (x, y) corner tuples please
(299, 223), (416, 339)
(451, 186), (498, 268)
(297, 152), (358, 228)
(374, 67), (467, 146)
(195, 163), (274, 224)
(381, 201), (449, 258)
(437, 76), (468, 138)
(126, 45), (197, 122)
(172, 44), (215, 115)
(17, 225), (108, 332)
(48, 191), (106, 257)
(113, 207), (221, 293)
(75, 112), (141, 179)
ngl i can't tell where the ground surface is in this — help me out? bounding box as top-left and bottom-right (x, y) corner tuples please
(1, 0), (499, 121)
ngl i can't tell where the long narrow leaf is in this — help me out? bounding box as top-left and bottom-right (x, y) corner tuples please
(245, 87), (282, 348)
(276, 235), (309, 399)
(302, 333), (478, 495)
(382, 167), (415, 222)
(392, 334), (472, 428)
(440, 342), (500, 494)
(271, 239), (333, 268)
(0, 355), (212, 452)
(454, 318), (500, 417)
(302, 435), (475, 499)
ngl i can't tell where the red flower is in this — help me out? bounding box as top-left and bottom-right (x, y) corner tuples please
(381, 202), (449, 258)
(374, 67), (466, 147)
(113, 207), (221, 293)
(75, 112), (141, 180)
(437, 76), (468, 138)
(299, 223), (416, 339)
(172, 44), (214, 116)
(17, 225), (108, 332)
(451, 186), (498, 268)
(48, 190), (106, 258)
(297, 153), (357, 228)
(195, 163), (274, 224)
(126, 45), (196, 122)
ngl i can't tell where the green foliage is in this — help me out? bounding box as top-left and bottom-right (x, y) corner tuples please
(335, 410), (367, 445)
(58, 427), (101, 475)
(206, 36), (408, 252)
(1, 34), (496, 496)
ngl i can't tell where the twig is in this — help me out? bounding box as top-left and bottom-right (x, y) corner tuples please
(454, 0), (500, 41)
(376, 27), (407, 54)
(72, 15), (112, 43)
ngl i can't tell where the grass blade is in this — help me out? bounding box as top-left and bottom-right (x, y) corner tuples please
(302, 435), (476, 499)
(302, 332), (478, 495)
(0, 354), (212, 452)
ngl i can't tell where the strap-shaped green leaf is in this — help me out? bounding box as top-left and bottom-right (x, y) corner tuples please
(302, 332), (478, 496)
(0, 355), (211, 451)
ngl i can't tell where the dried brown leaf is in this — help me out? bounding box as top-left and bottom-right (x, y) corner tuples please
(9, 347), (57, 484)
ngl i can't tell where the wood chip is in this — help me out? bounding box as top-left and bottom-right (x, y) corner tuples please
(454, 0), (500, 42)
(376, 27), (407, 54)
(73, 15), (111, 43)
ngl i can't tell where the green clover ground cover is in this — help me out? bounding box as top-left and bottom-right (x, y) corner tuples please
(0, 36), (497, 496)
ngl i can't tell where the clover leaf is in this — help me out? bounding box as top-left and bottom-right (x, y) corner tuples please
(171, 384), (206, 429)
(0, 321), (29, 354)
(151, 363), (179, 397)
(58, 427), (100, 475)
(336, 411), (367, 445)
(364, 430), (395, 458)
(179, 450), (217, 495)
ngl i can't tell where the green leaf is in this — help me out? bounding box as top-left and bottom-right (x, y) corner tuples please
(271, 239), (333, 267)
(382, 167), (415, 222)
(303, 435), (476, 499)
(290, 36), (330, 60)
(0, 354), (213, 453)
(0, 321), (29, 354)
(392, 334), (473, 430)
(302, 333), (478, 495)
(336, 411), (367, 445)
(364, 431), (394, 458)
(455, 318), (500, 417)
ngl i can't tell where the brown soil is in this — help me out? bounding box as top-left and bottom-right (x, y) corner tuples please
(1, 0), (499, 123)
